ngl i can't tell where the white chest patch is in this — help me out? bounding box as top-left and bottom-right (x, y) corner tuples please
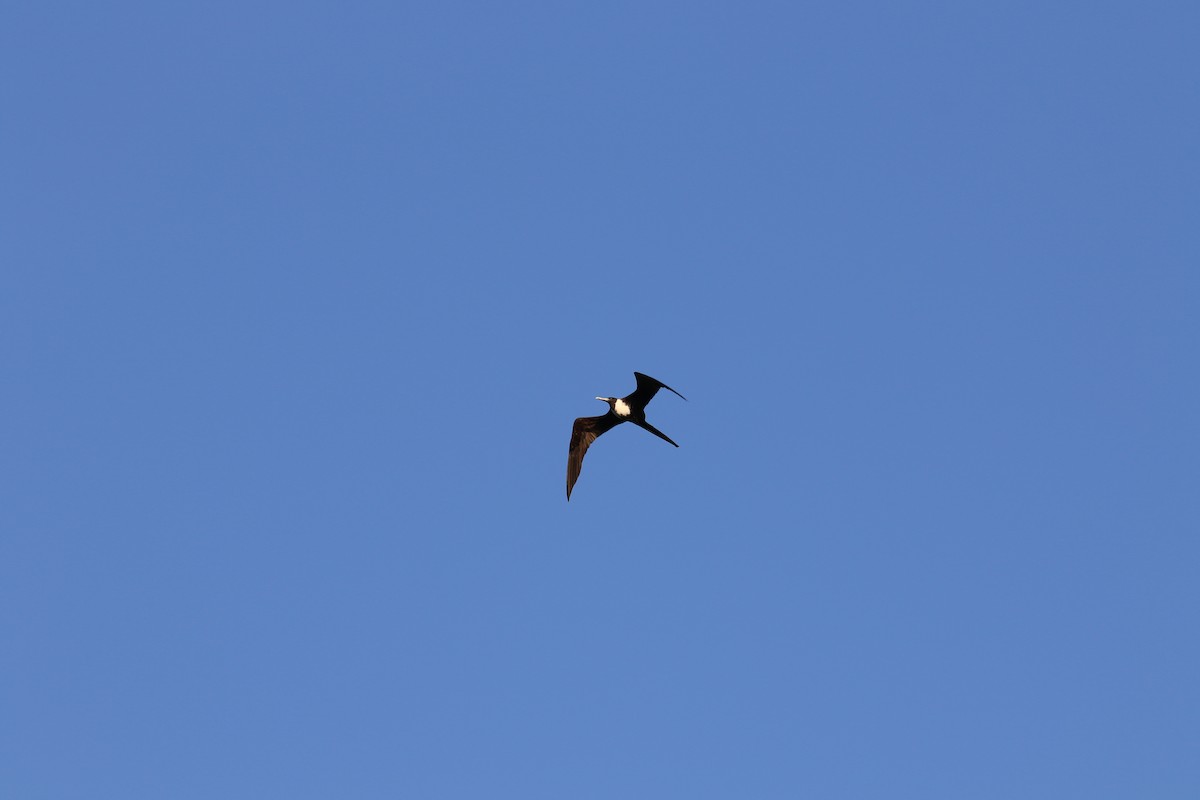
(614, 399), (632, 417)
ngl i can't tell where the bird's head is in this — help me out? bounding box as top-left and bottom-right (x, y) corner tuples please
(596, 396), (616, 406)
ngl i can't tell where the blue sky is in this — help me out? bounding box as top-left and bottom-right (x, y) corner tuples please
(3, 2), (1198, 797)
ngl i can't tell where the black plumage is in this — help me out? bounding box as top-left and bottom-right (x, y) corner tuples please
(566, 372), (686, 500)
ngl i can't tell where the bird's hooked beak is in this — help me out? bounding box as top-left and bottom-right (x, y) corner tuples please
(595, 396), (610, 403)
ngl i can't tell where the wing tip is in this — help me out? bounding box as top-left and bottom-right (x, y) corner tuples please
(634, 371), (686, 401)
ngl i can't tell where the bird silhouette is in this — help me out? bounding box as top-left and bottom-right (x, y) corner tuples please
(567, 372), (686, 500)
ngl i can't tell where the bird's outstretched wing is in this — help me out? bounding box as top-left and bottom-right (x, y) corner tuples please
(567, 413), (620, 500)
(626, 372), (687, 408)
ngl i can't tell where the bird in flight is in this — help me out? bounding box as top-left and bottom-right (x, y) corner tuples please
(567, 371), (687, 500)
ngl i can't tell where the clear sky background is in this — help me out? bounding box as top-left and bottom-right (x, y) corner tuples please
(3, 2), (1198, 798)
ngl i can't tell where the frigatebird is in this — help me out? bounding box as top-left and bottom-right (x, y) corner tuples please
(566, 371), (686, 500)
